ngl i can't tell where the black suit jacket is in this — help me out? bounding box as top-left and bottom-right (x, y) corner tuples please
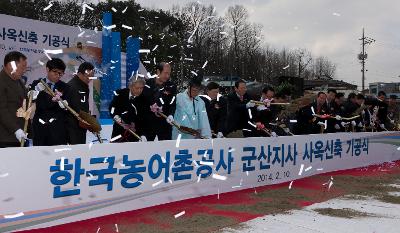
(226, 92), (252, 134)
(142, 78), (177, 140)
(31, 78), (70, 146)
(65, 76), (90, 145)
(109, 88), (147, 142)
(199, 95), (227, 135)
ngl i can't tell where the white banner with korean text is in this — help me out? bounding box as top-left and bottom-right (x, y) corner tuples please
(0, 132), (399, 232)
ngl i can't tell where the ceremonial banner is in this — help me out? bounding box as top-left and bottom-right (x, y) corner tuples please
(1, 132), (399, 232)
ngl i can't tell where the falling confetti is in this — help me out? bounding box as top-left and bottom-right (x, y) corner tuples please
(122, 24), (133, 30)
(199, 161), (213, 166)
(43, 2), (53, 11)
(217, 188), (220, 199)
(174, 211), (185, 218)
(39, 118), (46, 125)
(44, 49), (63, 55)
(202, 60), (208, 69)
(104, 25), (116, 30)
(111, 7), (117, 12)
(96, 227), (100, 233)
(115, 224), (119, 232)
(282, 65), (290, 70)
(212, 174), (227, 181)
(82, 3), (94, 15)
(110, 135), (122, 142)
(122, 6), (128, 13)
(4, 212), (24, 219)
(10, 61), (17, 74)
(139, 49), (150, 54)
(152, 179), (163, 187)
(298, 164), (304, 175)
(152, 45), (159, 51)
(248, 109), (253, 119)
(332, 12), (341, 16)
(176, 134), (182, 148)
(248, 121), (257, 128)
(60, 157), (65, 171)
(289, 181), (294, 189)
(305, 166), (312, 172)
(0, 173), (9, 178)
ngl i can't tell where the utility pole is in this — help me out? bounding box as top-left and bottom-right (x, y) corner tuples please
(358, 28), (375, 92)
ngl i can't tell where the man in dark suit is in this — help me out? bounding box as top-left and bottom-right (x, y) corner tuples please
(30, 58), (70, 146)
(199, 82), (227, 138)
(0, 51), (28, 148)
(65, 62), (94, 145)
(376, 91), (389, 130)
(142, 62), (177, 141)
(109, 77), (147, 142)
(226, 79), (255, 137)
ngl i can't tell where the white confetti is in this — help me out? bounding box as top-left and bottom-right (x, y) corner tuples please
(217, 188), (220, 199)
(202, 60), (208, 69)
(232, 185), (241, 189)
(39, 118), (46, 124)
(170, 45), (177, 48)
(60, 157), (65, 171)
(10, 61), (17, 74)
(103, 157), (108, 163)
(212, 174), (227, 181)
(191, 71), (198, 76)
(174, 211), (185, 218)
(248, 109), (253, 119)
(122, 6), (128, 13)
(197, 175), (201, 183)
(311, 106), (315, 115)
(199, 161), (213, 166)
(139, 49), (150, 53)
(248, 121), (257, 128)
(220, 32), (228, 35)
(168, 177), (173, 184)
(298, 164), (304, 176)
(152, 179), (163, 187)
(104, 25), (116, 30)
(282, 65), (290, 70)
(159, 98), (165, 105)
(115, 223), (119, 232)
(184, 58), (193, 61)
(89, 77), (97, 80)
(176, 134), (182, 148)
(170, 96), (176, 105)
(317, 168), (324, 171)
(110, 135), (122, 142)
(246, 171), (249, 176)
(113, 91), (119, 96)
(38, 60), (44, 66)
(122, 24), (133, 30)
(4, 212), (24, 219)
(96, 227), (100, 233)
(43, 2), (53, 11)
(49, 118), (55, 123)
(192, 160), (199, 167)
(88, 142), (93, 150)
(397, 147), (400, 151)
(152, 45), (159, 51)
(44, 49), (63, 55)
(111, 7), (117, 12)
(332, 12), (341, 16)
(289, 181), (294, 189)
(305, 166), (312, 172)
(78, 31), (85, 37)
(111, 107), (115, 114)
(87, 173), (95, 180)
(229, 148), (235, 152)
(82, 3), (94, 15)
(290, 120), (297, 123)
(0, 173), (9, 178)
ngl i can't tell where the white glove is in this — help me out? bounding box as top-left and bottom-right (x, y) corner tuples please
(335, 124), (341, 130)
(380, 124), (385, 129)
(35, 82), (45, 92)
(166, 115), (174, 124)
(335, 115), (342, 121)
(271, 132), (278, 137)
(58, 100), (68, 109)
(357, 122), (363, 128)
(246, 102), (256, 108)
(217, 132), (224, 138)
(351, 121), (357, 127)
(257, 105), (267, 111)
(140, 135), (147, 142)
(390, 120), (395, 124)
(27, 90), (39, 100)
(15, 129), (27, 141)
(341, 122), (348, 127)
(283, 128), (290, 133)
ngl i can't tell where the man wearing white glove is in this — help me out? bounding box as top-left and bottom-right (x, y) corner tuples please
(246, 101), (255, 109)
(334, 124), (341, 130)
(15, 129), (28, 142)
(0, 51), (28, 147)
(30, 58), (69, 146)
(166, 115), (174, 125)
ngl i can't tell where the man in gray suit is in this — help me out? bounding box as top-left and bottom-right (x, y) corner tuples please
(0, 51), (28, 148)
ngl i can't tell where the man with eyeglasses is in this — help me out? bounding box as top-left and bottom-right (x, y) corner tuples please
(65, 62), (94, 145)
(30, 58), (70, 146)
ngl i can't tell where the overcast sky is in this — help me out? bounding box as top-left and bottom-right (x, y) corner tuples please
(133, 0), (400, 89)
